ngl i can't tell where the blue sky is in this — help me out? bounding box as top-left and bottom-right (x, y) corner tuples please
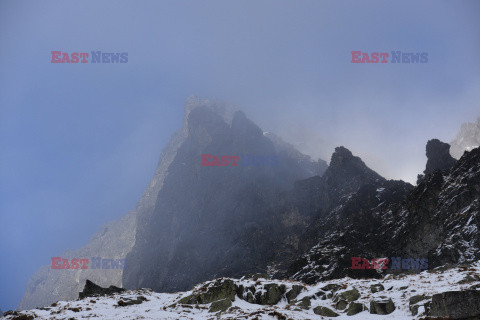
(0, 0), (479, 311)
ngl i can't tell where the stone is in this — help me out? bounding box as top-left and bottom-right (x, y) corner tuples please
(409, 294), (426, 306)
(429, 290), (480, 319)
(208, 299), (232, 313)
(313, 306), (339, 317)
(370, 283), (384, 293)
(335, 299), (348, 310)
(409, 294), (429, 316)
(257, 283), (286, 305)
(347, 302), (366, 315)
(297, 297), (311, 309)
(118, 296), (147, 307)
(178, 279), (236, 304)
(286, 285), (304, 303)
(321, 284), (342, 293)
(315, 290), (326, 299)
(369, 299), (395, 314)
(334, 288), (360, 302)
(458, 275), (476, 284)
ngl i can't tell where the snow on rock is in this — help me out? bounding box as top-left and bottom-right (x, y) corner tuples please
(3, 261), (480, 320)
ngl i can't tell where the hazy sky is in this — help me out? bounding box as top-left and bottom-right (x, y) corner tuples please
(1, 0), (479, 311)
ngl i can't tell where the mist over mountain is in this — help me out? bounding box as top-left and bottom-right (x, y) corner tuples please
(17, 99), (480, 318)
(18, 97), (327, 309)
(451, 117), (480, 159)
(122, 97), (327, 292)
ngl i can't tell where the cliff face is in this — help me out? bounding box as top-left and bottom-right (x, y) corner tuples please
(19, 97), (325, 309)
(286, 143), (480, 284)
(122, 102), (326, 292)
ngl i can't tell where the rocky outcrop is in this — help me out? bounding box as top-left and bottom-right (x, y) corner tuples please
(178, 279), (237, 304)
(424, 139), (456, 175)
(286, 143), (479, 284)
(417, 139), (457, 184)
(429, 290), (480, 319)
(78, 280), (125, 299)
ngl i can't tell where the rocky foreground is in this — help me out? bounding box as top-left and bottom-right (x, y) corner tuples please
(3, 261), (480, 320)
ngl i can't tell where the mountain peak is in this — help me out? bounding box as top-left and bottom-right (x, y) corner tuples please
(323, 146), (385, 191)
(184, 95), (237, 126)
(330, 146), (354, 166)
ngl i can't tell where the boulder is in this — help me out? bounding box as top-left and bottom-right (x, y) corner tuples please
(179, 279), (236, 304)
(297, 297), (311, 309)
(118, 296), (147, 307)
(369, 299), (395, 314)
(429, 290), (480, 319)
(334, 299), (348, 310)
(321, 284), (342, 293)
(257, 283), (286, 305)
(347, 302), (366, 316)
(286, 285), (304, 303)
(334, 287), (360, 302)
(313, 306), (339, 317)
(370, 283), (384, 293)
(209, 299), (232, 313)
(409, 294), (429, 316)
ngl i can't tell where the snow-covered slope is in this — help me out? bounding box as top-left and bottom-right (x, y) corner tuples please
(4, 261), (480, 320)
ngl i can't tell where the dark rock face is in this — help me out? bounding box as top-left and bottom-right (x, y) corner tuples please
(424, 139), (456, 175)
(79, 280), (125, 299)
(429, 290), (480, 319)
(286, 145), (480, 284)
(123, 101), (328, 294)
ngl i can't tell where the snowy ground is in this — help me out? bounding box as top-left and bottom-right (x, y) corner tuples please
(3, 261), (480, 320)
